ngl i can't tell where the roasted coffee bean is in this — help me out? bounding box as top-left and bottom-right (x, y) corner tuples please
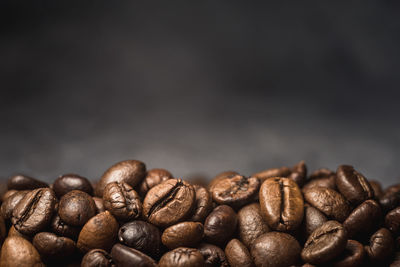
(190, 185), (213, 222)
(365, 228), (394, 261)
(32, 232), (76, 260)
(343, 200), (381, 238)
(12, 188), (57, 235)
(288, 160), (307, 187)
(304, 187), (351, 222)
(159, 247), (205, 267)
(1, 190), (29, 220)
(237, 203), (270, 248)
(259, 177), (304, 231)
(162, 221), (203, 249)
(93, 197), (105, 213)
(302, 175), (336, 192)
(118, 220), (161, 257)
(208, 171), (239, 190)
(309, 168), (335, 179)
(380, 184), (400, 213)
(58, 190), (96, 226)
(81, 249), (114, 267)
(198, 243), (229, 267)
(391, 252), (400, 267)
(336, 165), (374, 205)
(2, 189), (17, 202)
(210, 174), (260, 208)
(143, 178), (195, 227)
(7, 174), (48, 190)
(225, 239), (254, 267)
(204, 205), (237, 245)
(0, 236), (44, 267)
(111, 243), (157, 267)
(301, 221), (348, 265)
(138, 168), (173, 197)
(95, 160), (146, 197)
(331, 240), (365, 267)
(251, 231), (301, 267)
(53, 174), (93, 198)
(0, 216), (6, 245)
(7, 225), (31, 241)
(370, 180), (384, 199)
(251, 166), (291, 183)
(77, 211), (118, 253)
(385, 207), (400, 236)
(50, 214), (80, 240)
(301, 204), (328, 239)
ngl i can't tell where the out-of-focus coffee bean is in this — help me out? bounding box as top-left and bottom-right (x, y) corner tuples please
(138, 168), (173, 197)
(32, 232), (76, 260)
(81, 249), (114, 267)
(251, 166), (291, 183)
(197, 243), (229, 267)
(204, 205), (237, 245)
(162, 221), (203, 249)
(1, 190), (29, 220)
(288, 160), (307, 187)
(301, 204), (328, 240)
(225, 239), (254, 267)
(159, 247), (204, 267)
(111, 243), (157, 267)
(53, 174), (93, 198)
(365, 228), (394, 261)
(369, 180), (384, 199)
(385, 207), (400, 236)
(331, 240), (365, 267)
(7, 174), (48, 191)
(50, 214), (81, 240)
(93, 197), (105, 213)
(0, 236), (44, 267)
(190, 185), (213, 222)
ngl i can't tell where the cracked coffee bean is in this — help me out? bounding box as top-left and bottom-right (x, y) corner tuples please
(198, 243), (229, 267)
(50, 214), (80, 240)
(58, 190), (96, 226)
(190, 184), (213, 222)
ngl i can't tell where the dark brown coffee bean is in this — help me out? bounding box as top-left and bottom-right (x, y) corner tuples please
(259, 177), (304, 231)
(304, 187), (351, 222)
(210, 174), (260, 208)
(103, 182), (142, 221)
(2, 189), (17, 202)
(251, 166), (291, 183)
(12, 188), (57, 235)
(111, 243), (157, 267)
(159, 247), (205, 267)
(81, 249), (114, 267)
(301, 204), (328, 239)
(143, 178), (195, 227)
(93, 197), (105, 213)
(162, 221), (203, 249)
(138, 168), (173, 197)
(204, 205), (237, 245)
(343, 200), (381, 238)
(95, 160), (146, 197)
(301, 221), (348, 265)
(288, 160), (307, 187)
(365, 228), (394, 261)
(0, 236), (44, 267)
(331, 240), (365, 267)
(33, 232), (76, 260)
(390, 252), (400, 267)
(7, 174), (48, 191)
(309, 168), (335, 179)
(370, 180), (384, 199)
(58, 190), (96, 226)
(77, 211), (118, 253)
(336, 165), (374, 205)
(225, 239), (254, 267)
(198, 243), (229, 267)
(190, 185), (213, 222)
(208, 171), (239, 192)
(53, 174), (93, 198)
(302, 175), (337, 192)
(237, 203), (270, 248)
(0, 215), (6, 245)
(50, 214), (81, 240)
(251, 231), (301, 267)
(380, 184), (400, 213)
(118, 220), (161, 257)
(1, 190), (29, 220)
(7, 225), (31, 241)
(385, 207), (400, 236)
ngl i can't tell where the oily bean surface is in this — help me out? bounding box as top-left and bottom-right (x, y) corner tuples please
(138, 168), (173, 197)
(53, 174), (93, 197)
(159, 247), (205, 267)
(365, 228), (394, 261)
(197, 243), (229, 267)
(225, 239), (254, 267)
(302, 175), (336, 192)
(385, 206), (400, 236)
(379, 184), (400, 213)
(190, 185), (213, 222)
(331, 240), (365, 267)
(204, 205), (237, 245)
(32, 232), (76, 259)
(50, 214), (80, 240)
(7, 174), (48, 190)
(81, 249), (114, 267)
(58, 190), (96, 226)
(111, 243), (157, 267)
(301, 204), (328, 239)
(369, 180), (384, 199)
(1, 190), (29, 220)
(288, 160), (307, 187)
(0, 236), (44, 267)
(162, 221), (203, 249)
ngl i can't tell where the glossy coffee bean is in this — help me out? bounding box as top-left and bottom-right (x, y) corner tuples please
(301, 221), (348, 265)
(210, 174), (260, 208)
(12, 188), (57, 235)
(304, 187), (351, 222)
(7, 174), (48, 190)
(288, 160), (307, 187)
(370, 180), (384, 199)
(95, 160), (146, 197)
(0, 236), (44, 267)
(93, 197), (105, 213)
(301, 204), (328, 239)
(159, 247), (205, 267)
(379, 184), (400, 213)
(251, 166), (291, 183)
(7, 225), (31, 241)
(33, 232), (76, 260)
(111, 243), (157, 267)
(208, 171), (239, 190)
(77, 211), (118, 253)
(53, 174), (93, 198)
(162, 221), (203, 249)
(58, 190), (96, 226)
(336, 165), (374, 205)
(365, 228), (394, 261)
(1, 190), (29, 220)
(198, 243), (229, 267)
(190, 185), (213, 222)
(118, 220), (161, 257)
(103, 182), (142, 221)
(50, 214), (81, 240)
(2, 189), (17, 202)
(343, 200), (381, 238)
(385, 207), (400, 236)
(143, 178), (195, 227)
(302, 175), (336, 192)
(204, 205), (237, 245)
(138, 168), (173, 197)
(225, 239), (254, 267)
(331, 240), (365, 267)
(237, 203), (270, 248)
(259, 177), (304, 231)
(81, 249), (114, 267)
(251, 231), (301, 267)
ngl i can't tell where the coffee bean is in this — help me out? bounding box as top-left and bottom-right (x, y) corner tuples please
(385, 207), (400, 236)
(81, 249), (114, 267)
(103, 182), (142, 221)
(118, 220), (161, 257)
(77, 211), (118, 253)
(365, 228), (394, 261)
(2, 189), (17, 202)
(7, 174), (48, 191)
(197, 243), (229, 267)
(370, 180), (384, 199)
(251, 231), (301, 267)
(302, 175), (336, 192)
(304, 187), (351, 222)
(143, 178), (195, 227)
(343, 200), (381, 238)
(7, 225), (31, 241)
(58, 190), (96, 226)
(390, 251), (400, 267)
(225, 239), (254, 267)
(259, 177), (304, 231)
(53, 174), (93, 198)
(95, 160), (146, 197)
(237, 203), (270, 248)
(380, 184), (400, 213)
(138, 168), (173, 197)
(0, 215), (6, 245)
(209, 171), (239, 190)
(93, 197), (105, 213)
(50, 214), (81, 240)
(331, 240), (365, 267)
(33, 232), (76, 260)
(111, 243), (157, 267)
(0, 236), (44, 267)
(210, 174), (260, 208)
(12, 188), (57, 235)
(309, 168), (335, 179)
(301, 204), (328, 239)
(1, 190), (29, 220)
(301, 221), (348, 265)
(190, 185), (213, 222)
(336, 165), (374, 205)
(159, 247), (205, 267)
(288, 160), (307, 187)
(162, 221), (203, 249)
(251, 166), (291, 183)
(204, 205), (237, 245)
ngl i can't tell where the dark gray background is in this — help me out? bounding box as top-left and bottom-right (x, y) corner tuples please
(1, 2), (399, 186)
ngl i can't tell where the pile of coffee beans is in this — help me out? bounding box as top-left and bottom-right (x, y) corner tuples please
(0, 160), (399, 267)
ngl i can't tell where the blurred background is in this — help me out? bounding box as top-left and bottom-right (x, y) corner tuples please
(1, 2), (399, 186)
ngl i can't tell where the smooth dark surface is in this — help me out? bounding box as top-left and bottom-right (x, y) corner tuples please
(1, 2), (400, 186)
